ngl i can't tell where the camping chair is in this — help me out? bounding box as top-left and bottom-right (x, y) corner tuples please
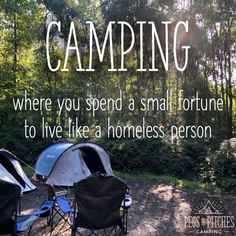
(15, 200), (54, 235)
(0, 180), (54, 235)
(46, 184), (73, 233)
(0, 179), (36, 235)
(71, 173), (130, 236)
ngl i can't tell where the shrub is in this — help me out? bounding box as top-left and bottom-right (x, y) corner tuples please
(0, 125), (53, 164)
(215, 177), (236, 194)
(98, 137), (210, 179)
(200, 138), (236, 193)
(214, 138), (236, 179)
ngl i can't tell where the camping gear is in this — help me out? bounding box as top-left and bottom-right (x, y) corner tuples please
(45, 181), (132, 235)
(0, 179), (45, 235)
(0, 149), (36, 193)
(47, 184), (73, 233)
(0, 179), (55, 235)
(35, 141), (132, 234)
(71, 173), (129, 235)
(16, 200), (54, 234)
(35, 142), (113, 186)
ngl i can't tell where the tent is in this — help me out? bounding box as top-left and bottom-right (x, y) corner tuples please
(0, 149), (36, 193)
(35, 142), (113, 187)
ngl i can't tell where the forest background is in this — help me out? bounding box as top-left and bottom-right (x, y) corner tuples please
(0, 0), (236, 193)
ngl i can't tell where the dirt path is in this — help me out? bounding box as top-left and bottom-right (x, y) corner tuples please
(21, 178), (236, 236)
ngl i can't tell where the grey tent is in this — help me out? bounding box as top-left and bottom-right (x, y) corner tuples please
(0, 149), (36, 193)
(35, 142), (113, 186)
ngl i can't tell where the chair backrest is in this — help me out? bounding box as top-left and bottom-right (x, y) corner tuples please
(0, 180), (21, 234)
(73, 173), (127, 230)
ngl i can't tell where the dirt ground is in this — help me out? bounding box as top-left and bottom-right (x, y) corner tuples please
(20, 178), (236, 236)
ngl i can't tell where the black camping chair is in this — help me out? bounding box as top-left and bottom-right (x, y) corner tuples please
(0, 180), (55, 235)
(0, 180), (37, 235)
(71, 173), (130, 236)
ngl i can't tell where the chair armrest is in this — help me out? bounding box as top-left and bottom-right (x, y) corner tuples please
(19, 200), (54, 217)
(16, 215), (38, 232)
(122, 194), (132, 208)
(56, 196), (72, 213)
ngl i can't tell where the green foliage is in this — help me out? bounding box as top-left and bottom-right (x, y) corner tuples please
(0, 0), (236, 196)
(98, 138), (170, 173)
(98, 137), (211, 179)
(215, 178), (236, 194)
(200, 138), (236, 193)
(214, 138), (236, 179)
(115, 171), (223, 195)
(0, 126), (53, 163)
(99, 136), (236, 194)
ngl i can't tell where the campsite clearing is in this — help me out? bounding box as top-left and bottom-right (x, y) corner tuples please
(21, 177), (236, 236)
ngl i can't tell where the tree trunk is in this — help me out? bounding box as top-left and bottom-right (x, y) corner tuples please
(13, 10), (17, 88)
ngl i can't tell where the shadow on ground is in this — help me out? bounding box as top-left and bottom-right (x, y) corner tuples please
(20, 178), (236, 236)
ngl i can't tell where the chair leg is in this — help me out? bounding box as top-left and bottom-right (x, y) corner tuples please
(124, 210), (128, 234)
(51, 208), (54, 230)
(27, 225), (33, 236)
(56, 216), (69, 234)
(88, 230), (98, 236)
(71, 228), (76, 236)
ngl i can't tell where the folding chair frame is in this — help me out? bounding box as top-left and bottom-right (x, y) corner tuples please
(12, 202), (36, 236)
(46, 184), (72, 234)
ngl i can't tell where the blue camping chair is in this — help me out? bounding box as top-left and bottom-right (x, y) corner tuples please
(0, 180), (54, 235)
(16, 200), (54, 235)
(46, 184), (73, 234)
